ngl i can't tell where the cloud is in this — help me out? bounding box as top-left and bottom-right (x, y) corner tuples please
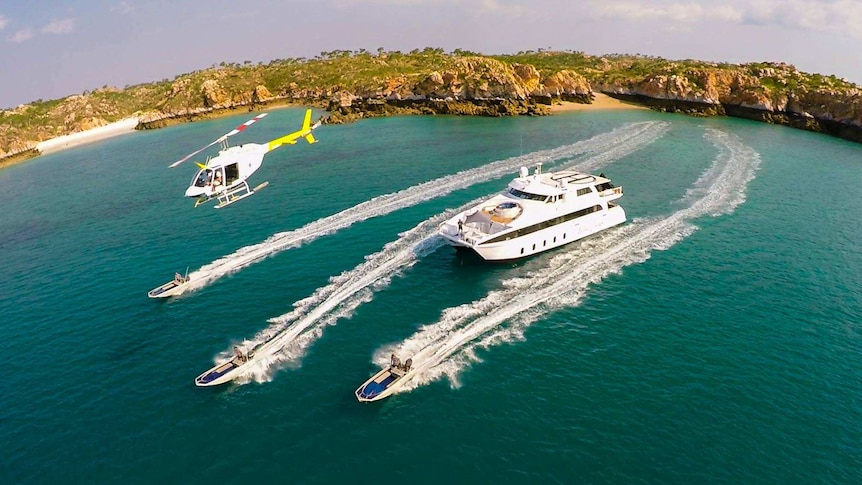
(0, 15), (8, 31)
(586, 0), (862, 39)
(41, 18), (74, 35)
(472, 0), (529, 17)
(111, 1), (136, 15)
(331, 0), (528, 16)
(588, 1), (742, 23)
(9, 28), (33, 43)
(741, 0), (862, 38)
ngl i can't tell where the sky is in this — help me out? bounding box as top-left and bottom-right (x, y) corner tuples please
(2, 0), (862, 108)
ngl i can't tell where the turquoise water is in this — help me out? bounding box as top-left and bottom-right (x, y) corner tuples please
(1, 107), (861, 484)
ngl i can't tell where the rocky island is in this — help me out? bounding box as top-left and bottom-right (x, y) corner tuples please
(3, 49), (861, 166)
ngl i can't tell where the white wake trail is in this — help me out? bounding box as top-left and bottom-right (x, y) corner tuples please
(206, 121), (671, 384)
(381, 128), (761, 395)
(183, 121), (670, 293)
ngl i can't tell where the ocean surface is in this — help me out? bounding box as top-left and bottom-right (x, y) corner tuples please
(1, 107), (860, 484)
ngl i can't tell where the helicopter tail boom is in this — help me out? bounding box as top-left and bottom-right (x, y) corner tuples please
(266, 109), (319, 152)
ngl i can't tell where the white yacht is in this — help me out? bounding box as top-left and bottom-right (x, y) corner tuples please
(439, 164), (625, 261)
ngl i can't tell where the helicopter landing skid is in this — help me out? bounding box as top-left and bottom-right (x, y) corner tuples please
(214, 180), (268, 209)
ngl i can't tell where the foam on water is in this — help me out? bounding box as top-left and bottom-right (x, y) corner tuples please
(206, 122), (671, 384)
(184, 121), (670, 293)
(383, 129), (761, 395)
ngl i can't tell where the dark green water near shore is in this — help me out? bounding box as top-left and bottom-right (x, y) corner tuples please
(1, 108), (860, 484)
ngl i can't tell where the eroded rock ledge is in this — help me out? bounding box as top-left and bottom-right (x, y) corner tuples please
(5, 53), (862, 166)
(595, 64), (862, 143)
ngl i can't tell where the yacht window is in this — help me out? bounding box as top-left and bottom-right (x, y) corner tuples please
(508, 187), (549, 202)
(595, 182), (614, 192)
(577, 187), (592, 196)
(481, 205), (603, 245)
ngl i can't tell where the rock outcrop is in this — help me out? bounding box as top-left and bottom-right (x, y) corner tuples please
(596, 63), (862, 141)
(325, 56), (582, 123)
(6, 53), (862, 165)
(534, 69), (592, 104)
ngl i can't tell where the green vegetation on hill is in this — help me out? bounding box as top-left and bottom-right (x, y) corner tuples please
(3, 49), (861, 161)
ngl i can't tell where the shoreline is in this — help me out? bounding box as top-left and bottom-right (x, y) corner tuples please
(1, 95), (643, 170)
(550, 92), (648, 112)
(135, 99), (306, 130)
(0, 99), (308, 170)
(0, 118), (140, 170)
(36, 118), (140, 155)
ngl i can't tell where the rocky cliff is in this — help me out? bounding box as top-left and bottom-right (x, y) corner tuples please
(324, 57), (590, 123)
(4, 52), (862, 165)
(595, 61), (862, 141)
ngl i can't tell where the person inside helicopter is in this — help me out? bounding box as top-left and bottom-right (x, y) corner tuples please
(194, 169), (213, 188)
(212, 170), (223, 191)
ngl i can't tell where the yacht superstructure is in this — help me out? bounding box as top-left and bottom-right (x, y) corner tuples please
(439, 164), (625, 261)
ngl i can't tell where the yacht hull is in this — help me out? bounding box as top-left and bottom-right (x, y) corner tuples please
(442, 205), (626, 261)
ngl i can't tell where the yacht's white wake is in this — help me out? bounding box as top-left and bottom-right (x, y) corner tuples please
(376, 128), (761, 395)
(183, 121), (670, 293)
(212, 123), (671, 385)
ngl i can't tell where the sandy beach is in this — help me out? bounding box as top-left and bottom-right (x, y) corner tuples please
(0, 117), (141, 169)
(35, 118), (140, 155)
(550, 92), (647, 112)
(1, 93), (644, 170)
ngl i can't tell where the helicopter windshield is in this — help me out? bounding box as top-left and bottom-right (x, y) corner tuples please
(192, 169), (213, 188)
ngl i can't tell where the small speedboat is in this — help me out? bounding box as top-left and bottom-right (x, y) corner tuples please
(355, 356), (413, 402)
(194, 349), (255, 387)
(148, 271), (191, 298)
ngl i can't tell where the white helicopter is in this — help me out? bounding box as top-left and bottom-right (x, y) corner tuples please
(170, 109), (321, 208)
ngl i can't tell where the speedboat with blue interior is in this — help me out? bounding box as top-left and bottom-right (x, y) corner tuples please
(439, 163), (625, 261)
(355, 354), (413, 402)
(195, 346), (255, 387)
